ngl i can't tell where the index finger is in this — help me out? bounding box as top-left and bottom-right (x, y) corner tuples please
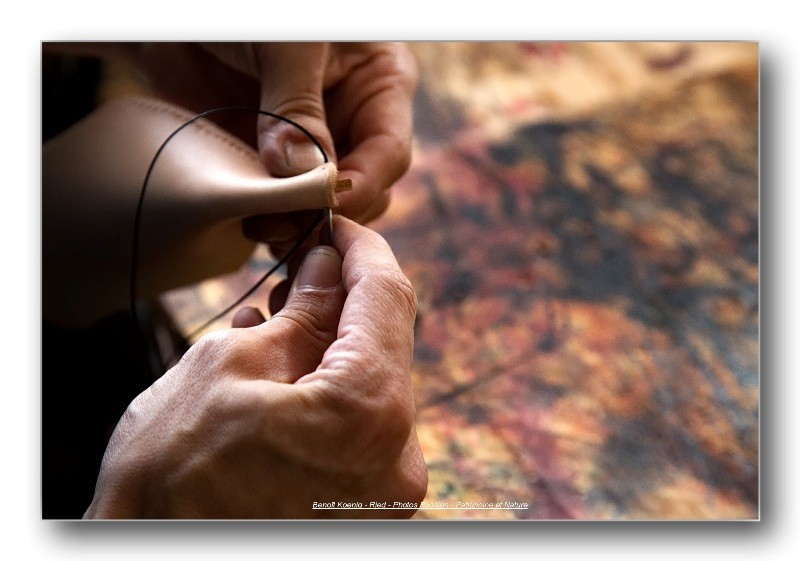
(298, 216), (417, 394)
(254, 216), (418, 473)
(327, 44), (419, 223)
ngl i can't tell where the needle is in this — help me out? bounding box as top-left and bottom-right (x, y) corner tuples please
(324, 207), (335, 247)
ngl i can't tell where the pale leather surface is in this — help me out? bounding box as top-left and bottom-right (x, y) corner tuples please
(43, 96), (340, 328)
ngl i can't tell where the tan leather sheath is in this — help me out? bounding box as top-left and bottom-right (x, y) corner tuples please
(43, 96), (342, 328)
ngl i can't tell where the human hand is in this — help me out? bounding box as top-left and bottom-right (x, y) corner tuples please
(84, 217), (427, 518)
(132, 42), (418, 225)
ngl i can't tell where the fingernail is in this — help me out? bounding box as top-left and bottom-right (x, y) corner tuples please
(293, 246), (342, 290)
(261, 122), (326, 176)
(285, 140), (325, 174)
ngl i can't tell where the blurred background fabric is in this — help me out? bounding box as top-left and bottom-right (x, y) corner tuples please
(389, 42), (759, 520)
(53, 42), (759, 520)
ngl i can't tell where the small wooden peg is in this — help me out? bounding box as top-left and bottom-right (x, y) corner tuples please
(335, 178), (353, 193)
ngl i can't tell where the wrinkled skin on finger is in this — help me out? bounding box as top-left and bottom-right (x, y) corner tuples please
(85, 217), (427, 519)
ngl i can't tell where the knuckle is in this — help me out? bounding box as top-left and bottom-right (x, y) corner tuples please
(266, 90), (326, 122)
(373, 269), (418, 321)
(182, 330), (262, 380)
(378, 43), (420, 92)
(396, 46), (420, 91)
(202, 379), (265, 429)
(181, 330), (234, 372)
(382, 134), (413, 179)
(117, 393), (146, 434)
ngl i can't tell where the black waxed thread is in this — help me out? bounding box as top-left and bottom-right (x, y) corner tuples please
(131, 106), (330, 374)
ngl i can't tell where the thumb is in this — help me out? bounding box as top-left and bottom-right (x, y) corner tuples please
(254, 43), (336, 177)
(259, 246), (345, 381)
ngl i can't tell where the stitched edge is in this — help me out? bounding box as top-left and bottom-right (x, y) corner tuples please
(123, 96), (264, 167)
